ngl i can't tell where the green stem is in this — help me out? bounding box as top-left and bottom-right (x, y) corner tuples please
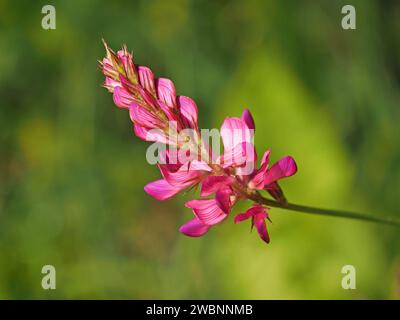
(257, 196), (400, 227)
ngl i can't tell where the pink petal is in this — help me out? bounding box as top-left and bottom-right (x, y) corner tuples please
(179, 217), (211, 237)
(189, 160), (212, 172)
(241, 109), (255, 131)
(234, 212), (253, 224)
(215, 188), (232, 213)
(133, 125), (169, 144)
(234, 204), (266, 224)
(178, 96), (198, 129)
(253, 214), (270, 244)
(104, 77), (120, 92)
(263, 156), (298, 185)
(113, 86), (134, 109)
(200, 176), (234, 196)
(221, 142), (256, 169)
(159, 162), (200, 188)
(185, 199), (228, 226)
(144, 179), (182, 200)
(156, 78), (176, 108)
(248, 150), (271, 189)
(129, 104), (162, 128)
(220, 117), (253, 152)
(138, 66), (155, 95)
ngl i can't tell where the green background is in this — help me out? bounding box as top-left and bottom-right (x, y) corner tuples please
(0, 0), (399, 299)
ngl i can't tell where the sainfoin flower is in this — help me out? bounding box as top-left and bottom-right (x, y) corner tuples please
(100, 41), (298, 244)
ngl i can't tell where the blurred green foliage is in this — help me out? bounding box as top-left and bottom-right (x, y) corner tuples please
(0, 0), (399, 299)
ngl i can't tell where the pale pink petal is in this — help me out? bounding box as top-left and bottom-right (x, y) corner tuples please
(179, 217), (211, 237)
(263, 156), (298, 185)
(220, 117), (253, 152)
(201, 176), (234, 196)
(189, 160), (212, 172)
(185, 199), (228, 226)
(133, 125), (169, 144)
(138, 66), (155, 94)
(104, 77), (120, 92)
(178, 96), (198, 129)
(221, 142), (256, 169)
(241, 109), (255, 131)
(156, 78), (176, 108)
(144, 179), (182, 200)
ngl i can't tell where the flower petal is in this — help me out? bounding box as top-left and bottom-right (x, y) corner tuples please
(189, 160), (212, 172)
(185, 199), (228, 226)
(129, 104), (162, 128)
(234, 212), (252, 224)
(156, 78), (176, 108)
(178, 96), (198, 129)
(248, 149), (271, 189)
(113, 86), (134, 109)
(138, 66), (155, 95)
(220, 117), (253, 152)
(144, 179), (182, 200)
(241, 109), (255, 131)
(215, 187), (232, 213)
(200, 176), (234, 196)
(133, 125), (169, 144)
(253, 214), (270, 244)
(159, 162), (200, 188)
(179, 217), (211, 237)
(220, 141), (256, 170)
(263, 156), (298, 185)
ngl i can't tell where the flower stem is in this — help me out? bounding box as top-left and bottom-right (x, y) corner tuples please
(256, 195), (400, 227)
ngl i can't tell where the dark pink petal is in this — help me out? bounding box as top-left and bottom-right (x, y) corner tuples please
(220, 117), (253, 152)
(241, 109), (255, 131)
(179, 217), (211, 237)
(185, 199), (228, 226)
(265, 182), (287, 204)
(200, 176), (234, 196)
(178, 96), (198, 129)
(263, 156), (298, 185)
(129, 104), (163, 128)
(234, 204), (267, 223)
(215, 187), (232, 213)
(246, 204), (268, 217)
(144, 179), (182, 200)
(253, 214), (270, 244)
(113, 86), (134, 109)
(248, 149), (271, 189)
(156, 78), (176, 108)
(138, 66), (155, 95)
(234, 212), (253, 224)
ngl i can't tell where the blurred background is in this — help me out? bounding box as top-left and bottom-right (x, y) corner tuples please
(0, 0), (399, 299)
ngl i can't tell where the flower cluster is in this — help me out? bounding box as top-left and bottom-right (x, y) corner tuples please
(100, 41), (297, 243)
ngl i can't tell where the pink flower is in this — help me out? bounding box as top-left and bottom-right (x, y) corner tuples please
(234, 204), (272, 243)
(101, 42), (299, 245)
